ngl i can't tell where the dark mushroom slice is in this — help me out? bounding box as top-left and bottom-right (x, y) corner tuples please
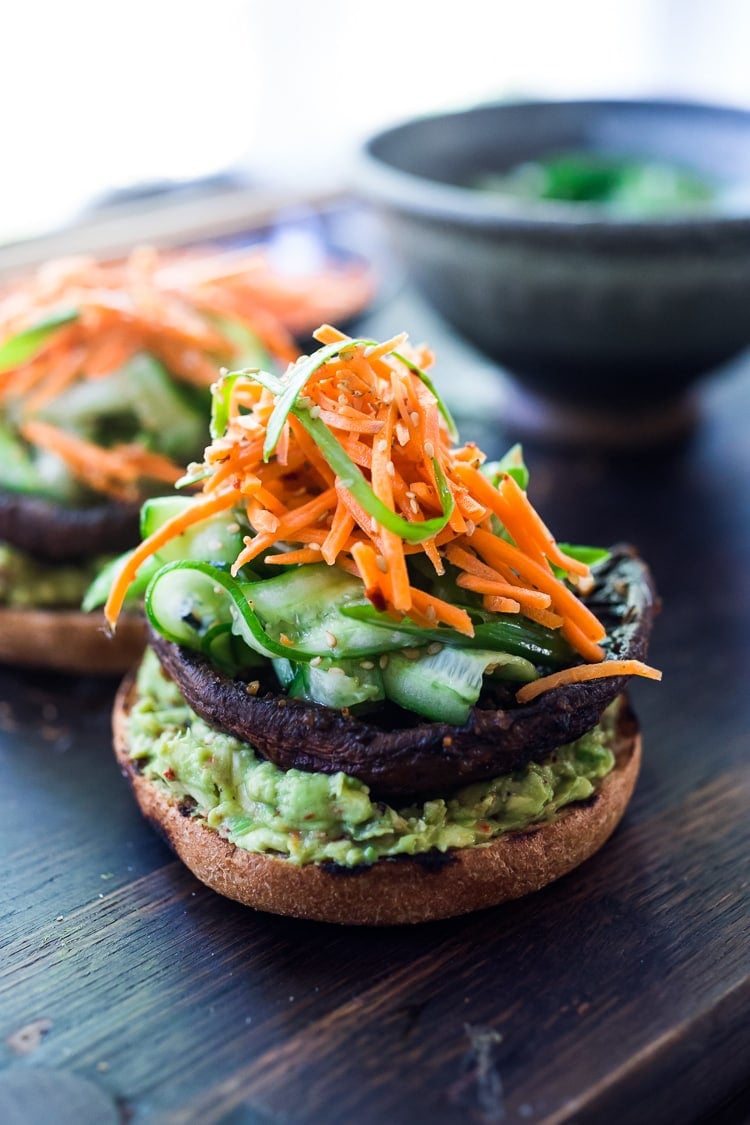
(0, 488), (140, 562)
(149, 546), (657, 799)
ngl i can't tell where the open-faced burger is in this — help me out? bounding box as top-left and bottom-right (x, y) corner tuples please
(104, 326), (660, 922)
(0, 247), (369, 673)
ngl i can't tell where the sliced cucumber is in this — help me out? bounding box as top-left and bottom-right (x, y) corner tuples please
(0, 422), (82, 501)
(83, 503), (249, 612)
(81, 550), (161, 612)
(125, 354), (207, 461)
(202, 622), (264, 675)
(39, 354), (206, 462)
(381, 646), (537, 725)
(242, 563), (416, 658)
(145, 564), (231, 648)
(341, 602), (574, 666)
(139, 496), (246, 568)
(144, 562), (308, 662)
(273, 654), (385, 709)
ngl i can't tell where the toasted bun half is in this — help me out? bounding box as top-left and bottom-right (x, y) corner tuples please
(0, 607), (146, 674)
(113, 672), (641, 925)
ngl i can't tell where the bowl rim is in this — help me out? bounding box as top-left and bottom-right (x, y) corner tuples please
(354, 96), (750, 237)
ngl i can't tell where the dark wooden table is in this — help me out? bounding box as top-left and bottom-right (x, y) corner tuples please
(1, 289), (749, 1125)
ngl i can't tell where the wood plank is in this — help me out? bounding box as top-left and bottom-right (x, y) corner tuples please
(2, 282), (750, 1123)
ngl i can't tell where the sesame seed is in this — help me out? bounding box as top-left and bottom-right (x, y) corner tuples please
(427, 642), (443, 655)
(376, 554), (388, 573)
(360, 660), (375, 670)
(310, 655), (323, 667)
(424, 440), (435, 459)
(386, 460), (395, 477)
(325, 631), (338, 648)
(379, 654), (389, 670)
(246, 681), (260, 696)
(401, 647), (421, 660)
(409, 499), (420, 514)
(410, 411), (419, 427)
(465, 520), (476, 536)
(377, 439), (388, 453)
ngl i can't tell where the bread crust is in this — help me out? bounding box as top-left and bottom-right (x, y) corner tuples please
(112, 672), (641, 925)
(0, 607), (145, 674)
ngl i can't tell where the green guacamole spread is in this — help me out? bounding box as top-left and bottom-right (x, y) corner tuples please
(129, 650), (618, 867)
(0, 542), (105, 608)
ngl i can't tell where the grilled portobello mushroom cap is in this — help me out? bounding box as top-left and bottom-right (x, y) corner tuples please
(148, 546), (657, 799)
(0, 488), (140, 562)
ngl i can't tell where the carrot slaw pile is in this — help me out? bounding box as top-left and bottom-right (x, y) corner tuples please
(156, 246), (375, 337)
(105, 325), (661, 702)
(0, 246), (371, 502)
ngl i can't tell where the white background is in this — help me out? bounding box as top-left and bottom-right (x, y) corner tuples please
(3, 0), (750, 244)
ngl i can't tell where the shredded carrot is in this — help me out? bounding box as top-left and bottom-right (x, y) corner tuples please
(19, 420), (158, 501)
(516, 660), (662, 703)
(93, 322), (658, 692)
(560, 620), (606, 664)
(409, 587), (474, 636)
(321, 502), (355, 565)
(371, 400), (410, 612)
(483, 596), (522, 614)
(499, 473), (590, 578)
(469, 529), (606, 646)
(351, 541), (387, 609)
(265, 548), (323, 566)
(113, 329), (609, 659)
(0, 245), (370, 501)
(521, 606), (565, 630)
(456, 572), (551, 609)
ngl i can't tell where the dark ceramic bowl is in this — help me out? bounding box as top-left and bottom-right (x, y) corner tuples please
(354, 99), (750, 442)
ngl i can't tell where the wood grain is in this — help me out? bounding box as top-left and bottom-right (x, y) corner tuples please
(2, 289), (750, 1123)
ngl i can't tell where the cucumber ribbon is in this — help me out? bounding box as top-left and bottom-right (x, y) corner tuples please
(145, 560), (315, 662)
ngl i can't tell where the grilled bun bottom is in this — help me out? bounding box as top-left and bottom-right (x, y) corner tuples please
(113, 672), (641, 925)
(0, 608), (146, 674)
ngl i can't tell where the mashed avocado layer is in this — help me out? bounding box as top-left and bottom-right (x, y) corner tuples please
(129, 649), (617, 867)
(0, 542), (105, 608)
